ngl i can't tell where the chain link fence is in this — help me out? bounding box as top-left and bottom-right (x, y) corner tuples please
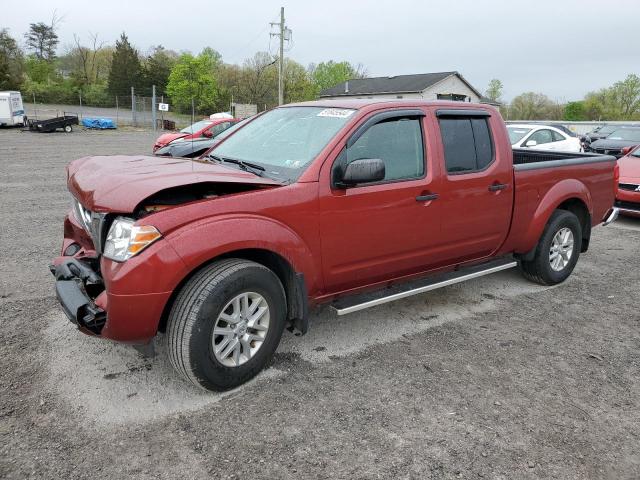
(24, 89), (191, 130)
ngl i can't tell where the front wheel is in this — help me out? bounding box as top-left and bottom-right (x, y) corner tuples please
(167, 259), (287, 391)
(519, 210), (582, 286)
(64, 125), (73, 133)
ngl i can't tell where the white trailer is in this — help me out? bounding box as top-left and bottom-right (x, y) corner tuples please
(0, 91), (25, 126)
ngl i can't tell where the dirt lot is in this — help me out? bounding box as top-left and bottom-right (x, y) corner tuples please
(1, 127), (639, 479)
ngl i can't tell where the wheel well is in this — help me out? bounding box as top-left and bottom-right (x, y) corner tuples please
(157, 249), (308, 335)
(557, 198), (591, 252)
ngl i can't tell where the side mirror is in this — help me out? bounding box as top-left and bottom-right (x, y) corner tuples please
(202, 130), (213, 138)
(338, 158), (385, 187)
(620, 146), (634, 156)
(525, 140), (537, 147)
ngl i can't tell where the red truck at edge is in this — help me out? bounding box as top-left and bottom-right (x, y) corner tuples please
(51, 100), (619, 391)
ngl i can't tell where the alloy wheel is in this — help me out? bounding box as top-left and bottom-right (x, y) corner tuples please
(211, 292), (270, 367)
(549, 227), (574, 272)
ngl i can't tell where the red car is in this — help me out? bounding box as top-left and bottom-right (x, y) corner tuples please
(615, 144), (640, 217)
(152, 118), (238, 152)
(51, 100), (618, 391)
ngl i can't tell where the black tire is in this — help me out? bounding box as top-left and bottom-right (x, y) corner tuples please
(519, 210), (582, 286)
(64, 125), (73, 133)
(167, 259), (287, 391)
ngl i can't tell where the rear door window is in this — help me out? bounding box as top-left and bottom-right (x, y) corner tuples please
(439, 117), (494, 174)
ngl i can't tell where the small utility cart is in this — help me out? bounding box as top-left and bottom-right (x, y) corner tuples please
(27, 113), (79, 133)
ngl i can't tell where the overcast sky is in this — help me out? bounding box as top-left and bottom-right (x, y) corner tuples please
(4, 0), (639, 101)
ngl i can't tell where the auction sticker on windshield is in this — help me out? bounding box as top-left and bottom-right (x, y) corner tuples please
(317, 108), (355, 118)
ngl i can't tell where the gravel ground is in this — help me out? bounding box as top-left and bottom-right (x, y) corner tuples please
(1, 127), (639, 479)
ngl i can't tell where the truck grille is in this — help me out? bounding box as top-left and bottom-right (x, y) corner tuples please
(72, 198), (108, 253)
(619, 183), (640, 192)
(72, 198), (92, 232)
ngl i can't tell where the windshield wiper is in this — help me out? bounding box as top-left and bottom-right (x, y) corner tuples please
(209, 155), (265, 177)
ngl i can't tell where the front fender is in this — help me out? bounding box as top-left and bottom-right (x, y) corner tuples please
(518, 179), (592, 253)
(165, 214), (322, 294)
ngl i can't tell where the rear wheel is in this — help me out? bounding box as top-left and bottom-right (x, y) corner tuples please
(519, 210), (582, 285)
(167, 259), (286, 391)
(64, 125), (73, 133)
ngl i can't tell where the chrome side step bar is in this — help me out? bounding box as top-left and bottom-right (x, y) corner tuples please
(603, 207), (619, 226)
(331, 258), (518, 316)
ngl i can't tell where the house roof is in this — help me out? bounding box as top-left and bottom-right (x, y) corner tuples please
(319, 71), (483, 98)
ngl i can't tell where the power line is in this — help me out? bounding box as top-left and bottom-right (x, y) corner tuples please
(227, 14), (279, 62)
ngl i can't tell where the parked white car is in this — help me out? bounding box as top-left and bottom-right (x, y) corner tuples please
(507, 124), (582, 152)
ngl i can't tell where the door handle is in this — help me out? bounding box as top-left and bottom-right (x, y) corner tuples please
(416, 193), (439, 202)
(488, 183), (508, 192)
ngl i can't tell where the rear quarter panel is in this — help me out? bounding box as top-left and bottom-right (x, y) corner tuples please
(502, 160), (616, 254)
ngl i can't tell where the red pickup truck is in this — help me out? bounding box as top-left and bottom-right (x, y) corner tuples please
(51, 100), (618, 391)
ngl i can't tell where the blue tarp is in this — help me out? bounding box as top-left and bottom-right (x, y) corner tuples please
(82, 118), (117, 129)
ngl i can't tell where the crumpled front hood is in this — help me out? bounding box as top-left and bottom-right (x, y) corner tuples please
(619, 155), (640, 180)
(154, 132), (187, 146)
(67, 155), (281, 212)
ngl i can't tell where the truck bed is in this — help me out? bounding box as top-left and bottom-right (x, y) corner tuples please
(504, 148), (617, 256)
(513, 148), (614, 168)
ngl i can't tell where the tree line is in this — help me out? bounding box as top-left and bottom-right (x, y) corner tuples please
(0, 20), (366, 114)
(2, 19), (638, 120)
(484, 76), (640, 121)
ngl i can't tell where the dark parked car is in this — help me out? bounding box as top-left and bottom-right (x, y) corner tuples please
(581, 124), (634, 148)
(587, 127), (640, 157)
(154, 117), (251, 158)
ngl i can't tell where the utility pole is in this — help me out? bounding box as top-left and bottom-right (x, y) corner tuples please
(152, 85), (157, 131)
(270, 7), (291, 106)
(131, 86), (136, 127)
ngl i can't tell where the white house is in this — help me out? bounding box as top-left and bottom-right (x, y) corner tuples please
(319, 71), (497, 105)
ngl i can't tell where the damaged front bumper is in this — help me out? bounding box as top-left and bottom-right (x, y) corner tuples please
(50, 258), (106, 334)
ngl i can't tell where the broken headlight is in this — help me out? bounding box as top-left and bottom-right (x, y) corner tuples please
(103, 217), (162, 262)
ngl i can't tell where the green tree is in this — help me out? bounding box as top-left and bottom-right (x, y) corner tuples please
(583, 91), (605, 120)
(24, 55), (58, 84)
(166, 52), (218, 114)
(563, 101), (587, 121)
(60, 33), (111, 88)
(237, 52), (277, 108)
(107, 33), (142, 96)
(0, 29), (25, 90)
(142, 45), (178, 94)
(200, 47), (222, 66)
(24, 21), (59, 60)
(508, 92), (555, 120)
(309, 61), (365, 96)
(610, 74), (640, 119)
(284, 58), (315, 103)
(485, 79), (503, 102)
(581, 74), (640, 120)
